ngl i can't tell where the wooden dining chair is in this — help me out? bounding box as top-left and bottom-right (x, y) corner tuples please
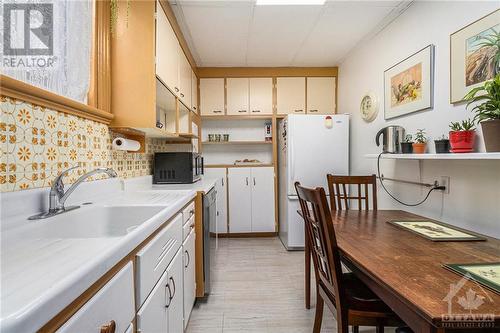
(327, 174), (377, 211)
(295, 182), (403, 333)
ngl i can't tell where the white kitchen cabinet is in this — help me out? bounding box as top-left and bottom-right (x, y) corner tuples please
(191, 70), (198, 113)
(200, 78), (225, 115)
(228, 167), (275, 233)
(250, 167), (276, 232)
(183, 230), (196, 328)
(156, 4), (179, 96)
(167, 249), (184, 333)
(136, 268), (169, 333)
(179, 47), (192, 107)
(204, 168), (228, 234)
(307, 77), (336, 114)
(276, 77), (305, 115)
(228, 168), (252, 233)
(57, 262), (135, 333)
(249, 78), (273, 115)
(227, 78), (249, 115)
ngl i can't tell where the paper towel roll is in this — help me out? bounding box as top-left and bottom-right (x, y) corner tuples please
(112, 137), (141, 151)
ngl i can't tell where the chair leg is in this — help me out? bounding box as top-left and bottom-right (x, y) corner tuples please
(352, 326), (359, 333)
(313, 295), (324, 333)
(305, 233), (311, 309)
(375, 324), (384, 333)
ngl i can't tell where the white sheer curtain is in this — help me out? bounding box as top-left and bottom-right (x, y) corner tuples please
(1, 0), (93, 104)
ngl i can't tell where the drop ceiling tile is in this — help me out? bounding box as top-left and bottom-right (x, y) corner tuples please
(246, 5), (325, 66)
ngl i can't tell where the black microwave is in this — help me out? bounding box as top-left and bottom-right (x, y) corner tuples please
(153, 152), (203, 184)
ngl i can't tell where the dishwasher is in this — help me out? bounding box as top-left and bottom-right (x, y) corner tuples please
(202, 187), (217, 296)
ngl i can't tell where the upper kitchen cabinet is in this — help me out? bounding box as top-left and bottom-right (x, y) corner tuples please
(276, 77), (306, 115)
(179, 46), (192, 107)
(191, 71), (198, 113)
(156, 4), (179, 96)
(227, 78), (249, 115)
(249, 78), (273, 115)
(111, 0), (197, 137)
(200, 78), (225, 116)
(307, 77), (336, 114)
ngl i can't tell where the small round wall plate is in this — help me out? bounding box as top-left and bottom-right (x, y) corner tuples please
(360, 92), (379, 122)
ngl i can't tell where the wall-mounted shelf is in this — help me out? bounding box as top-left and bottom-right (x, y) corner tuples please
(365, 153), (500, 160)
(203, 141), (272, 145)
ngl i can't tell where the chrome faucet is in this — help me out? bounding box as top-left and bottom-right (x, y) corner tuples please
(28, 167), (118, 220)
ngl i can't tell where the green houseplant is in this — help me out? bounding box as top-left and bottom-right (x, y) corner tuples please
(464, 74), (500, 152)
(449, 119), (476, 153)
(434, 134), (450, 154)
(401, 134), (413, 154)
(412, 129), (427, 154)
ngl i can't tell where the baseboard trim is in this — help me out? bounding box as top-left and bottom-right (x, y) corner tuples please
(210, 232), (277, 238)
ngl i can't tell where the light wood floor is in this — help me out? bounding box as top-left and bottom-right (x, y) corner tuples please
(186, 237), (395, 333)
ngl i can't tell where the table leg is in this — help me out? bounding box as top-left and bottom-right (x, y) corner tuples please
(305, 223), (311, 309)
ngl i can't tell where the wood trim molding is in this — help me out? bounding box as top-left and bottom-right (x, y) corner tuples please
(158, 0), (198, 71)
(197, 67), (339, 78)
(1, 75), (114, 124)
(94, 0), (112, 113)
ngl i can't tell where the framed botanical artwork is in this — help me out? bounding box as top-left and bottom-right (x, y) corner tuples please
(387, 220), (486, 242)
(444, 262), (500, 294)
(450, 9), (500, 104)
(384, 45), (435, 119)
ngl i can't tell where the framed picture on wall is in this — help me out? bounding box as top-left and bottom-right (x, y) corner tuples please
(450, 9), (500, 104)
(384, 45), (435, 120)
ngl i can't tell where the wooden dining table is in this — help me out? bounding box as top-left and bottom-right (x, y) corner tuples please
(302, 210), (500, 333)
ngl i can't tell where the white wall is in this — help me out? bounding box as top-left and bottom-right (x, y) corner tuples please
(339, 1), (500, 238)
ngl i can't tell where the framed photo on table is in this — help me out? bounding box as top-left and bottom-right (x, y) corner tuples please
(450, 9), (500, 104)
(384, 45), (435, 119)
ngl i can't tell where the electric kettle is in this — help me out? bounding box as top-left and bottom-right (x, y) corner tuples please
(376, 126), (405, 153)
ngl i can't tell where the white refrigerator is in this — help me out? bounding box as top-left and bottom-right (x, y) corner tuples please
(278, 114), (349, 250)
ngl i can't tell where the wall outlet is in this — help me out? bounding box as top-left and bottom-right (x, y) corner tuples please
(440, 176), (450, 194)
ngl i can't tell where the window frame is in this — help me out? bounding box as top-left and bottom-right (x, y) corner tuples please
(0, 0), (113, 124)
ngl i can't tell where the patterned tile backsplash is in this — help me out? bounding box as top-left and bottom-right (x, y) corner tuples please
(0, 96), (190, 192)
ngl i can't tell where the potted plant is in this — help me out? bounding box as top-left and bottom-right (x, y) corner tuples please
(412, 129), (427, 154)
(449, 119), (476, 153)
(434, 135), (450, 154)
(464, 74), (500, 152)
(401, 134), (414, 154)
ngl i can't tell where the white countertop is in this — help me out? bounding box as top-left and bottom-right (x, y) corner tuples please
(123, 175), (217, 194)
(0, 179), (198, 332)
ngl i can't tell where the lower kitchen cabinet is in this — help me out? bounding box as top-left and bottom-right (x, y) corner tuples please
(228, 167), (275, 233)
(204, 168), (228, 234)
(56, 262), (135, 333)
(137, 249), (184, 333)
(183, 230), (196, 328)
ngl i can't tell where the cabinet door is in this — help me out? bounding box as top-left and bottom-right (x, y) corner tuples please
(57, 263), (135, 333)
(250, 167), (276, 232)
(179, 47), (192, 107)
(183, 231), (196, 328)
(276, 77), (305, 114)
(307, 77), (336, 114)
(249, 78), (273, 115)
(200, 78), (225, 115)
(191, 70), (198, 113)
(136, 269), (168, 333)
(228, 168), (252, 233)
(167, 250), (184, 333)
(156, 5), (179, 95)
(204, 168), (227, 234)
(227, 78), (249, 115)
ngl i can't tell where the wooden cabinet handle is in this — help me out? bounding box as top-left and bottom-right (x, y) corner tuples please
(180, 93), (184, 98)
(174, 87), (179, 92)
(100, 320), (116, 333)
(251, 110), (261, 113)
(294, 109), (303, 113)
(238, 110), (247, 113)
(309, 109), (318, 112)
(213, 110), (222, 113)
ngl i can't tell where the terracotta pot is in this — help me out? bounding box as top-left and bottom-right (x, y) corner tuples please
(412, 142), (426, 154)
(449, 130), (475, 153)
(480, 119), (500, 152)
